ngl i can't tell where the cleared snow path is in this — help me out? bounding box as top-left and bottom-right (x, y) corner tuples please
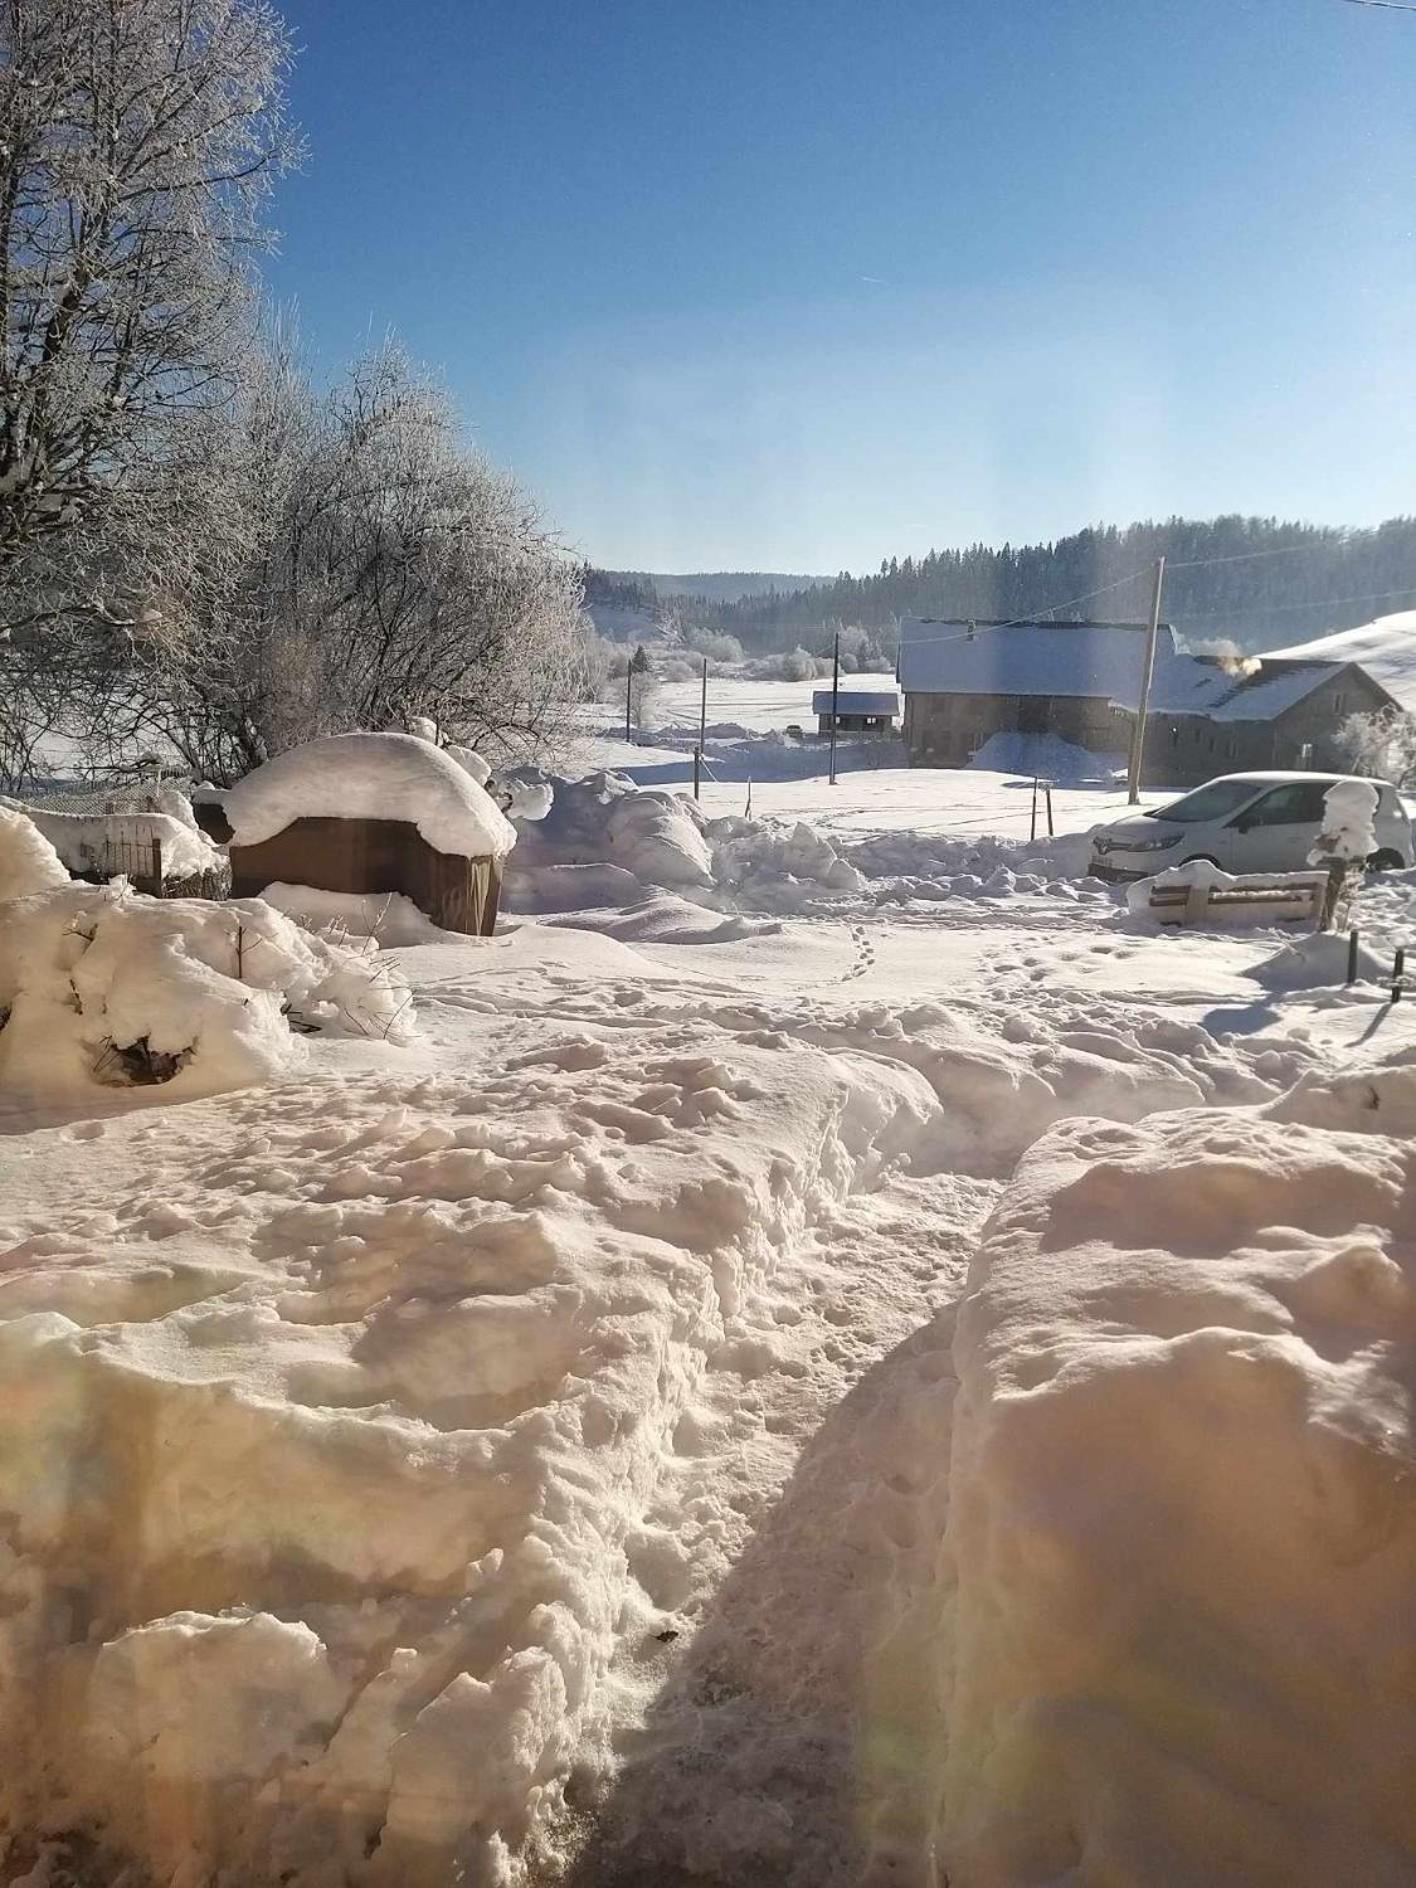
(1, 895), (1408, 1887)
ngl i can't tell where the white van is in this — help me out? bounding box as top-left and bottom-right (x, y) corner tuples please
(1089, 772), (1413, 883)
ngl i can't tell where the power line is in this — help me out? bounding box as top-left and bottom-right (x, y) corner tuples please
(1339, 0), (1416, 13)
(1166, 540), (1346, 570)
(1174, 583), (1416, 622)
(893, 567), (1155, 650)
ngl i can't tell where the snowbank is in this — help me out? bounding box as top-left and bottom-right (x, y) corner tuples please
(0, 805), (69, 899)
(0, 1010), (941, 1885)
(510, 772), (1105, 919)
(18, 805), (224, 881)
(966, 731), (1124, 784)
(224, 733), (517, 860)
(0, 886), (416, 1103)
(944, 1069), (1416, 1885)
(1248, 929), (1386, 989)
(259, 881), (450, 948)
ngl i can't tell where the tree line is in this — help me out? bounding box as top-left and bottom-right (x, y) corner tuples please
(629, 516), (1416, 654)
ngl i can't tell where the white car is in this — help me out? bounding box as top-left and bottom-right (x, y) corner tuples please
(1089, 772), (1413, 883)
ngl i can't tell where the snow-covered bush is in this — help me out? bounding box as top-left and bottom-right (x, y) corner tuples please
(1308, 777), (1379, 864)
(0, 886), (416, 1101)
(682, 626), (745, 665)
(1334, 705), (1416, 787)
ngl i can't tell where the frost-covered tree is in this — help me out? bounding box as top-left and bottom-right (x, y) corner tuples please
(0, 0), (298, 569)
(1335, 705), (1416, 788)
(131, 344), (592, 781)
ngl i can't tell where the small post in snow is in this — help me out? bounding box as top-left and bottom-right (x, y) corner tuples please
(829, 629), (840, 787)
(1393, 945), (1406, 1004)
(1045, 781), (1055, 836)
(693, 746), (702, 800)
(1030, 777), (1039, 843)
(745, 777), (753, 819)
(1347, 928), (1361, 986)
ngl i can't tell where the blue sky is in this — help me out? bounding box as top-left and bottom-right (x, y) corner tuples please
(269, 0), (1416, 573)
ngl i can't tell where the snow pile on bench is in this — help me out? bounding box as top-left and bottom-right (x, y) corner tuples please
(0, 884), (416, 1101)
(224, 732), (517, 859)
(944, 1062), (1416, 1884)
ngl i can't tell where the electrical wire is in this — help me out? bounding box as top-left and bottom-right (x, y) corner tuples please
(1173, 584), (1416, 622)
(887, 566), (1155, 651)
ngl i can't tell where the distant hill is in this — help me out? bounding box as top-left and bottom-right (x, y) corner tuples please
(613, 571), (831, 605)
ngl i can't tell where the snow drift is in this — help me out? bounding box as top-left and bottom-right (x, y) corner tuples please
(0, 884), (416, 1102)
(0, 1009), (940, 1886)
(507, 770), (1102, 917)
(944, 1060), (1416, 1885)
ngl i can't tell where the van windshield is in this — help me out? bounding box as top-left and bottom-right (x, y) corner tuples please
(1145, 780), (1262, 824)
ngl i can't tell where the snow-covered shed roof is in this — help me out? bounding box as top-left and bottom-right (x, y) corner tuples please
(1268, 610), (1416, 711)
(897, 618), (1182, 703)
(224, 733), (517, 860)
(811, 687), (901, 716)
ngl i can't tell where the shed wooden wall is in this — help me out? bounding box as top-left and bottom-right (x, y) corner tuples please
(229, 816), (500, 936)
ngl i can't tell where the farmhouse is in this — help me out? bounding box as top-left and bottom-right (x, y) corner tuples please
(810, 685), (901, 737)
(896, 616), (1396, 787)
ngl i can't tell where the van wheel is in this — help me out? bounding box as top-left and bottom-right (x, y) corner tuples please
(1366, 849), (1405, 874)
(1180, 854), (1221, 868)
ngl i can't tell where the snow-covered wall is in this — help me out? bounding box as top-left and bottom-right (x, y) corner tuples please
(943, 1065), (1416, 1885)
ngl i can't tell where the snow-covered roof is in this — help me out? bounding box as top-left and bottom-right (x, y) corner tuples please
(811, 688), (901, 716)
(224, 733), (517, 860)
(1207, 662), (1341, 722)
(897, 618), (1181, 702)
(1268, 610), (1416, 711)
(895, 618), (1370, 727)
(1146, 656), (1345, 722)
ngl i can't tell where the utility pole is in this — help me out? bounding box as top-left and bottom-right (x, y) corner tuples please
(625, 663), (633, 743)
(829, 628), (841, 787)
(1127, 557), (1166, 803)
(694, 656), (707, 801)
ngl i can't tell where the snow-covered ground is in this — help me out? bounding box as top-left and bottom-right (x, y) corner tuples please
(2, 685), (1414, 1887)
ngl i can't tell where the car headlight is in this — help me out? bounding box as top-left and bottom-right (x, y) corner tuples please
(1109, 832), (1178, 854)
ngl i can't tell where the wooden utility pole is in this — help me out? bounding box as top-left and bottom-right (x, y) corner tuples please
(1127, 556), (1166, 803)
(624, 662), (633, 743)
(829, 629), (841, 787)
(694, 656), (707, 800)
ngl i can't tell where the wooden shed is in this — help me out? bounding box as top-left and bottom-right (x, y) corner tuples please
(222, 734), (516, 937)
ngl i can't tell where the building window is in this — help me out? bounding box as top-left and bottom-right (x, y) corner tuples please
(1170, 724), (1181, 746)
(1332, 693), (1346, 717)
(1226, 739), (1237, 759)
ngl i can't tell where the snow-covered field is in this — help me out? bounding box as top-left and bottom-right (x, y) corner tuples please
(2, 685), (1414, 1887)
